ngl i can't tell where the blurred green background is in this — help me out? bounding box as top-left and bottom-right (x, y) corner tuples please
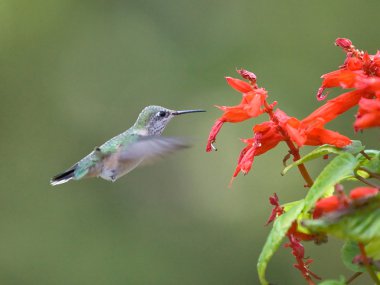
(1, 0), (379, 284)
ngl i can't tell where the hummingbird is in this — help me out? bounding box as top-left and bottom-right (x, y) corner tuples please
(50, 105), (205, 186)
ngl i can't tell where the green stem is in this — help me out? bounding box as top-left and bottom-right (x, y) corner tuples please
(358, 243), (380, 285)
(345, 272), (363, 284)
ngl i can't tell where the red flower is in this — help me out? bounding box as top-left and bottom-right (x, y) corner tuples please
(317, 69), (367, 100)
(232, 121), (283, 179)
(231, 106), (352, 179)
(354, 98), (380, 131)
(287, 221), (317, 242)
(303, 90), (363, 126)
(313, 187), (379, 218)
(316, 38), (380, 100)
(206, 120), (224, 152)
(275, 109), (352, 148)
(313, 196), (341, 218)
(349, 187), (379, 200)
(225, 77), (253, 93)
(206, 76), (268, 152)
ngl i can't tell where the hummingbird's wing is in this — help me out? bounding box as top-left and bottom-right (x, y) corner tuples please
(116, 136), (191, 165)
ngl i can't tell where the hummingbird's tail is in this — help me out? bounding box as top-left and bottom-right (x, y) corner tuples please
(50, 164), (77, 186)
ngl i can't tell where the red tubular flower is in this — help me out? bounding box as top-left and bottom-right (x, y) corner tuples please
(349, 187), (379, 200)
(373, 51), (380, 77)
(275, 109), (352, 148)
(302, 128), (352, 148)
(322, 69), (366, 89)
(206, 75), (268, 152)
(232, 121), (284, 179)
(346, 56), (363, 71)
(316, 38), (380, 101)
(317, 70), (366, 100)
(354, 98), (380, 131)
(206, 120), (224, 152)
(302, 90), (363, 126)
(313, 196), (341, 218)
(215, 88), (267, 121)
(231, 105), (353, 180)
(225, 77), (253, 93)
(287, 221), (317, 242)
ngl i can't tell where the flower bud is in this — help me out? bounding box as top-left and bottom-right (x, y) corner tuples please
(335, 38), (352, 50)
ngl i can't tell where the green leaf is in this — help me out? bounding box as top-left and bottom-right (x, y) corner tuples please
(356, 150), (380, 178)
(341, 241), (365, 272)
(283, 200), (313, 235)
(303, 196), (380, 243)
(318, 276), (345, 285)
(303, 153), (358, 213)
(281, 141), (363, 175)
(257, 201), (305, 285)
(366, 239), (380, 260)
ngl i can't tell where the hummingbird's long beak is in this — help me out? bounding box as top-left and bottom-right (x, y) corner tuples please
(172, 109), (206, 115)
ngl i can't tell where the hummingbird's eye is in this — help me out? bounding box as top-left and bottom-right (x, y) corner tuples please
(158, 111), (167, 117)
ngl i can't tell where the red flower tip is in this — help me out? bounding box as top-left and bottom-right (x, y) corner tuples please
(349, 187), (379, 200)
(236, 68), (257, 84)
(335, 38), (353, 51)
(313, 196), (340, 218)
(225, 77), (253, 93)
(316, 87), (329, 101)
(206, 119), (224, 152)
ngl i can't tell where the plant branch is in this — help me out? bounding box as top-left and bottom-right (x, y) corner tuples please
(345, 272), (363, 284)
(264, 101), (314, 187)
(358, 243), (380, 285)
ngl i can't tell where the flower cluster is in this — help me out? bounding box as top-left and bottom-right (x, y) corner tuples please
(317, 38), (380, 131)
(205, 38), (380, 285)
(206, 39), (380, 182)
(206, 69), (352, 181)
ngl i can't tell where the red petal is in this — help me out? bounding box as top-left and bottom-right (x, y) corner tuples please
(313, 196), (340, 218)
(321, 69), (364, 89)
(302, 90), (363, 126)
(245, 93), (265, 117)
(349, 187), (379, 200)
(304, 128), (351, 148)
(217, 105), (251, 122)
(354, 98), (380, 131)
(225, 77), (253, 93)
(346, 57), (363, 71)
(206, 119), (224, 152)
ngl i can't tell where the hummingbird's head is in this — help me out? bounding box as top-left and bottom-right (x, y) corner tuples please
(134, 105), (205, 135)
